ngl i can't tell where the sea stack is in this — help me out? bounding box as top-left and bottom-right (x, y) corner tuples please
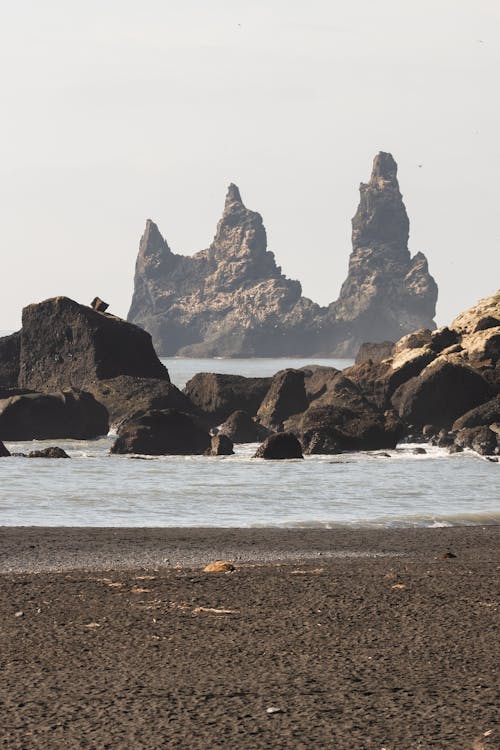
(127, 153), (438, 357)
(331, 152), (438, 353)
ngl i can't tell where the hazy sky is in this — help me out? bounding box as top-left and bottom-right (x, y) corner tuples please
(1, 0), (499, 331)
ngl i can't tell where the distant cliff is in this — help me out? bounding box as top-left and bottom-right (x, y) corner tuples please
(128, 153), (438, 357)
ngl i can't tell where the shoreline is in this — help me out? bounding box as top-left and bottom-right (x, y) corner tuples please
(1, 524), (498, 573)
(2, 525), (498, 748)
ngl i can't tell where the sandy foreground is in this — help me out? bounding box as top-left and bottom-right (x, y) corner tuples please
(0, 526), (498, 749)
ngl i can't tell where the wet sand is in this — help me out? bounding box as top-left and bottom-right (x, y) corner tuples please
(1, 526), (498, 749)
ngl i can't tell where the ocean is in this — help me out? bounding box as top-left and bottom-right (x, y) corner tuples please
(0, 357), (498, 528)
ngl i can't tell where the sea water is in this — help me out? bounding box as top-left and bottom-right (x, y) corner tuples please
(0, 357), (498, 528)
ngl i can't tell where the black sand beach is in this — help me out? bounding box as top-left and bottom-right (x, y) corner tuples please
(1, 526), (498, 749)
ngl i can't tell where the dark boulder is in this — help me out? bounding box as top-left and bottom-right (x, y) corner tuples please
(90, 297), (109, 313)
(0, 440), (10, 457)
(218, 410), (270, 444)
(0, 331), (20, 388)
(429, 327), (459, 353)
(455, 426), (499, 456)
(0, 389), (109, 440)
(355, 341), (394, 365)
(87, 375), (195, 429)
(474, 316), (499, 332)
(344, 347), (436, 409)
(285, 369), (404, 454)
(392, 360), (493, 428)
(28, 446), (70, 459)
(295, 403), (403, 455)
(110, 409), (211, 456)
(18, 296), (169, 392)
(183, 373), (271, 427)
(257, 369), (309, 431)
(253, 432), (303, 460)
(206, 434), (234, 456)
(301, 366), (341, 402)
(452, 395), (500, 432)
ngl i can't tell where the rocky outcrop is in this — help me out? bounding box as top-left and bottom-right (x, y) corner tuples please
(183, 373), (272, 427)
(285, 369), (404, 454)
(256, 370), (309, 432)
(110, 410), (211, 456)
(86, 376), (194, 429)
(28, 447), (70, 459)
(128, 154), (437, 357)
(0, 440), (10, 457)
(19, 296), (169, 392)
(454, 426), (499, 456)
(0, 390), (109, 440)
(355, 341), (394, 365)
(330, 153), (438, 353)
(218, 410), (270, 444)
(0, 332), (20, 387)
(253, 432), (304, 460)
(206, 434), (234, 456)
(452, 396), (500, 432)
(392, 360), (492, 428)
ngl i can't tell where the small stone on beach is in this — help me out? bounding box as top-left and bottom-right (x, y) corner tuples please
(203, 561), (235, 573)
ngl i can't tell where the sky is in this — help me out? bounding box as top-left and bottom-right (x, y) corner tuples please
(1, 0), (499, 331)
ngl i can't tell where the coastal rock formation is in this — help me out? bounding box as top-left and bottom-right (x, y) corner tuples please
(28, 447), (70, 459)
(183, 373), (272, 427)
(0, 439), (10, 457)
(218, 410), (270, 444)
(355, 340), (394, 365)
(331, 153), (438, 352)
(206, 434), (234, 456)
(0, 332), (20, 388)
(392, 360), (492, 428)
(256, 370), (309, 432)
(110, 410), (211, 456)
(128, 154), (437, 357)
(86, 375), (195, 429)
(19, 296), (169, 392)
(0, 390), (109, 441)
(253, 432), (304, 460)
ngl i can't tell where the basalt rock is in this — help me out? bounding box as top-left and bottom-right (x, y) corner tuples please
(86, 375), (195, 429)
(256, 369), (309, 431)
(28, 446), (70, 459)
(330, 152), (438, 353)
(0, 389), (109, 441)
(183, 373), (271, 427)
(290, 401), (403, 455)
(18, 296), (169, 392)
(206, 434), (234, 456)
(110, 409), (211, 456)
(454, 426), (499, 456)
(392, 359), (493, 428)
(452, 395), (500, 432)
(253, 432), (304, 460)
(218, 410), (270, 444)
(355, 341), (394, 365)
(128, 154), (437, 357)
(0, 332), (20, 388)
(0, 440), (10, 457)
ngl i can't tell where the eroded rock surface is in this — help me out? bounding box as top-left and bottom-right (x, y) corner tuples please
(128, 154), (437, 357)
(0, 390), (109, 441)
(19, 296), (168, 392)
(253, 432), (304, 460)
(111, 410), (211, 456)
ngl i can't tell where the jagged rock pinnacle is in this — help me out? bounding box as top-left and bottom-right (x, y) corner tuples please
(128, 154), (438, 357)
(370, 152), (398, 184)
(224, 183), (243, 209)
(140, 219), (168, 256)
